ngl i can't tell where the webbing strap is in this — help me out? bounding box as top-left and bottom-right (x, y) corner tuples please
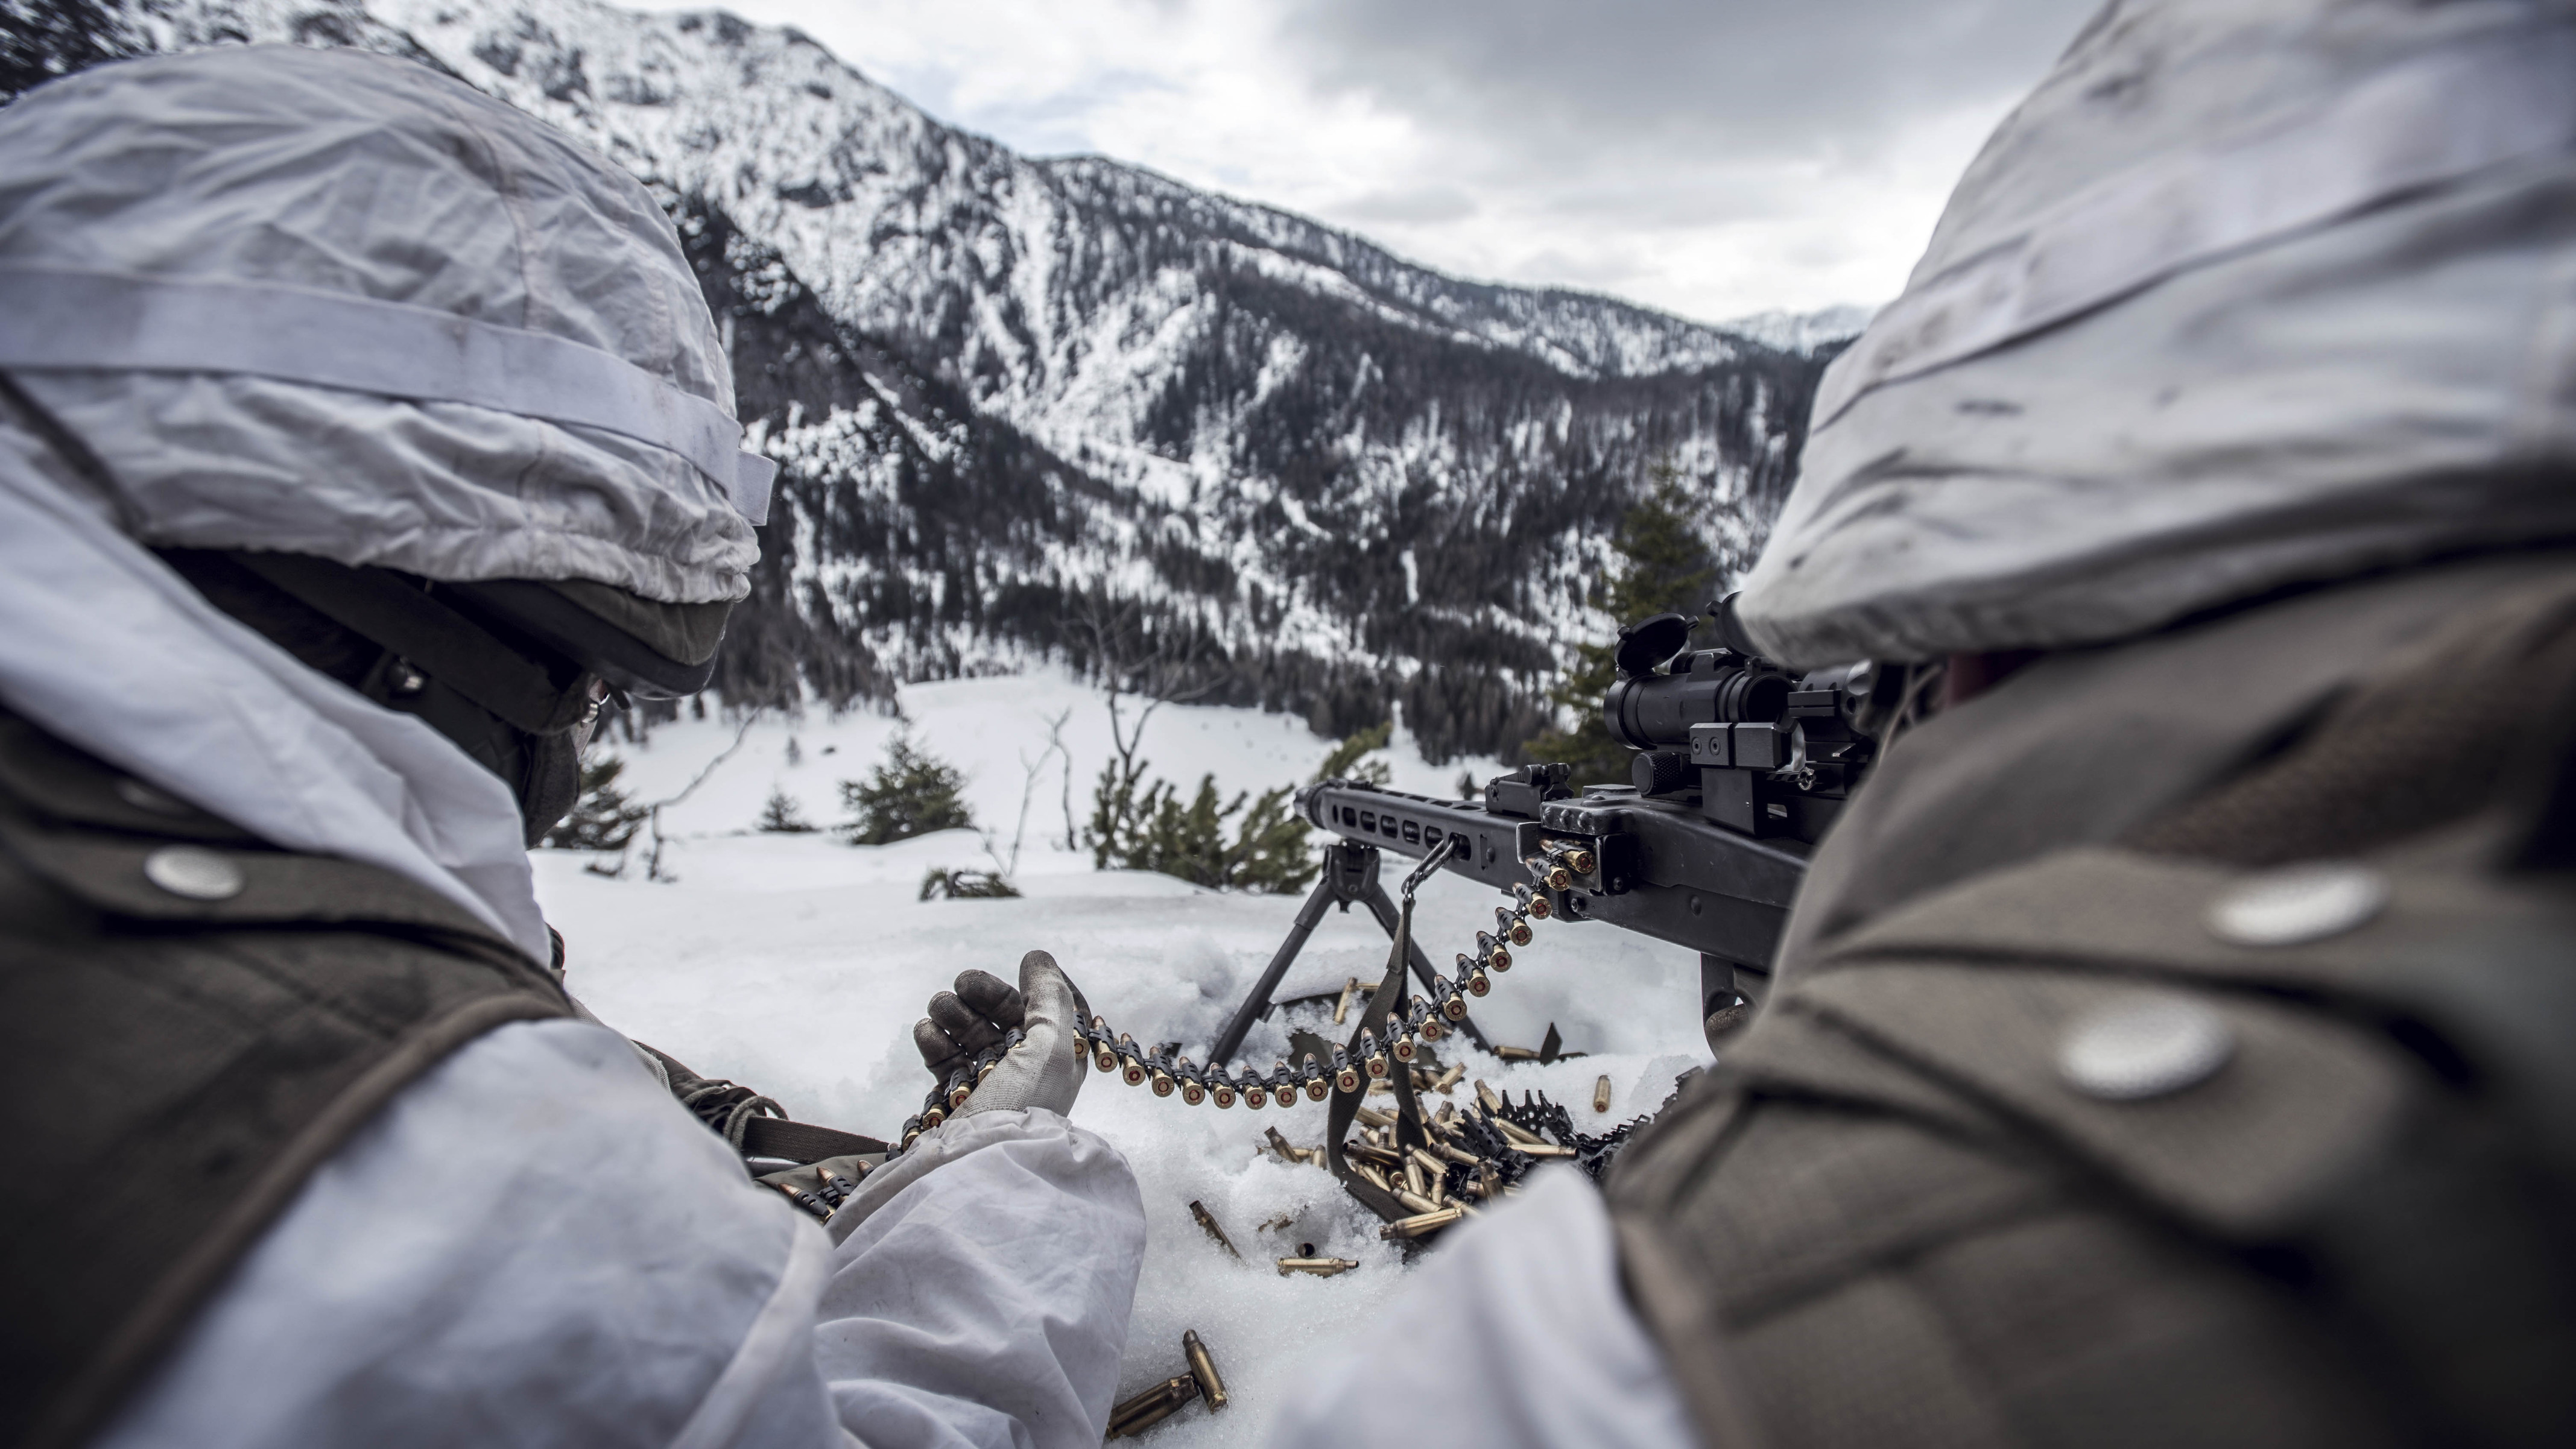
(232, 553), (592, 736)
(0, 266), (776, 524)
(741, 1117), (890, 1164)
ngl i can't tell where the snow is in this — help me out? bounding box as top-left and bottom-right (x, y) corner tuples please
(535, 672), (1712, 1444)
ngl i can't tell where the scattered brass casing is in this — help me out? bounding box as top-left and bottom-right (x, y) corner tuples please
(1379, 1206), (1464, 1240)
(1434, 1063), (1466, 1093)
(1396, 1187), (1440, 1216)
(1408, 1146), (1449, 1179)
(1433, 1140), (1481, 1167)
(1189, 1200), (1241, 1260)
(1277, 1256), (1359, 1277)
(1492, 1116), (1543, 1146)
(1495, 1044), (1539, 1062)
(1183, 1330), (1228, 1411)
(1594, 1075), (1613, 1113)
(1353, 1161), (1392, 1194)
(1355, 1104), (1394, 1128)
(1333, 975), (1359, 1025)
(1106, 1374), (1198, 1439)
(1475, 1080), (1505, 1114)
(1402, 1159), (1427, 1198)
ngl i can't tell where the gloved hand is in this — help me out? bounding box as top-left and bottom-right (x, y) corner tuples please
(912, 950), (1089, 1120)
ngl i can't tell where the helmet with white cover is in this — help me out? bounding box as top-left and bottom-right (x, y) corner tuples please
(0, 44), (773, 956)
(0, 43), (773, 854)
(1734, 0), (2576, 668)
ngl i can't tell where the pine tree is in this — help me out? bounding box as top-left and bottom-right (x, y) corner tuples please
(544, 757), (647, 851)
(839, 735), (974, 845)
(756, 787), (817, 833)
(1525, 464), (1719, 786)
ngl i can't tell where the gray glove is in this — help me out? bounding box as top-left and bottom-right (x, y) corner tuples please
(912, 950), (1089, 1120)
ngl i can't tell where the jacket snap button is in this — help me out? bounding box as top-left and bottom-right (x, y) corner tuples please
(143, 845), (245, 901)
(2059, 997), (2234, 1101)
(2206, 863), (2387, 946)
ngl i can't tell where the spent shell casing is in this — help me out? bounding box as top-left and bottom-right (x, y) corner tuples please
(1408, 1146), (1449, 1179)
(1183, 1330), (1229, 1410)
(1276, 1256), (1359, 1277)
(1402, 1159), (1427, 1198)
(1396, 1187), (1440, 1216)
(1476, 1079), (1505, 1114)
(1355, 1103), (1395, 1128)
(1434, 1062), (1466, 1092)
(1594, 1075), (1613, 1113)
(1333, 975), (1359, 1025)
(1353, 1161), (1391, 1194)
(1189, 1200), (1242, 1260)
(1379, 1206), (1465, 1240)
(1495, 1045), (1539, 1062)
(1106, 1374), (1198, 1439)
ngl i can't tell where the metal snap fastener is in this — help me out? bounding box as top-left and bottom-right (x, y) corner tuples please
(115, 777), (191, 815)
(142, 845), (245, 901)
(2059, 997), (2234, 1101)
(2207, 863), (2387, 947)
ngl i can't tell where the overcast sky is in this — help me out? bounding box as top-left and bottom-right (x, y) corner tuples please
(631, 0), (2105, 324)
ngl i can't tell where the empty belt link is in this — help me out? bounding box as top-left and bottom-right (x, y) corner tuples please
(889, 861), (1565, 1153)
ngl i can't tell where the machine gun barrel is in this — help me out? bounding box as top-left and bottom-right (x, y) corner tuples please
(1296, 778), (1808, 973)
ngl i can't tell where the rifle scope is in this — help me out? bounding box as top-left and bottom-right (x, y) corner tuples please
(1600, 610), (1791, 751)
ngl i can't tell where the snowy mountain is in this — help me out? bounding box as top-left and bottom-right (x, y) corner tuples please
(2, 0), (1857, 761)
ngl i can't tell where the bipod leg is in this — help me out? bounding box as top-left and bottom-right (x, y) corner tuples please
(1361, 880), (1492, 1053)
(1210, 841), (1374, 1065)
(1327, 841), (1451, 1226)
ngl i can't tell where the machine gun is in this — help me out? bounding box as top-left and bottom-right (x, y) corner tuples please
(1210, 597), (1904, 1062)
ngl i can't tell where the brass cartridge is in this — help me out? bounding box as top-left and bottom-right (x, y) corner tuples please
(1391, 1031), (1418, 1063)
(1433, 1062), (1466, 1093)
(1106, 1374), (1198, 1439)
(1441, 991), (1469, 1022)
(944, 1069), (973, 1110)
(1418, 1014), (1448, 1042)
(1402, 1158), (1427, 1199)
(1276, 1256), (1359, 1277)
(1355, 1104), (1395, 1128)
(1498, 908), (1534, 947)
(1150, 1069), (1176, 1097)
(1594, 1075), (1613, 1113)
(1463, 968), (1491, 998)
(1209, 1072), (1237, 1109)
(1177, 1068), (1206, 1106)
(1331, 1047), (1361, 1094)
(1303, 1071), (1330, 1102)
(1379, 1206), (1464, 1240)
(1475, 1079), (1505, 1114)
(1183, 1330), (1228, 1411)
(1119, 1044), (1148, 1087)
(1528, 856), (1573, 892)
(1188, 1200), (1241, 1260)
(919, 1102), (946, 1129)
(1333, 975), (1359, 1025)
(1408, 1146), (1449, 1179)
(1396, 1187), (1440, 1216)
(1495, 1044), (1540, 1062)
(1515, 883), (1552, 920)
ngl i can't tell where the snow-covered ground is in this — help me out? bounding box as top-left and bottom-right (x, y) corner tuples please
(535, 671), (1711, 1445)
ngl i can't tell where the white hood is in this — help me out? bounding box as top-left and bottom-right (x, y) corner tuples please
(1736, 0), (2576, 666)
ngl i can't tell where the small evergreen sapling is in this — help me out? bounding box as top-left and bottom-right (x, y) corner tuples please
(756, 787), (817, 833)
(545, 757), (647, 851)
(840, 735), (975, 845)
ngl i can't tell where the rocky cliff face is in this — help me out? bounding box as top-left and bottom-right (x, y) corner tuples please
(2, 0), (1858, 760)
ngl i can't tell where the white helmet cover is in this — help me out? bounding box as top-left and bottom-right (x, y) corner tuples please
(0, 43), (767, 604)
(1736, 0), (2576, 667)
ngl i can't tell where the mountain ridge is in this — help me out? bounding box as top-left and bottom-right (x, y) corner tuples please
(1, 0), (1862, 762)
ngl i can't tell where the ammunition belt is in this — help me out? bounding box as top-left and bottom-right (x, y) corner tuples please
(887, 848), (1617, 1242)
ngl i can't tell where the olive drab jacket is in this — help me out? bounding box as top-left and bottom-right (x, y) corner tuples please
(1606, 553), (2576, 1448)
(0, 712), (573, 1449)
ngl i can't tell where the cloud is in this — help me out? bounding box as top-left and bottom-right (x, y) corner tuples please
(628, 0), (2104, 321)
